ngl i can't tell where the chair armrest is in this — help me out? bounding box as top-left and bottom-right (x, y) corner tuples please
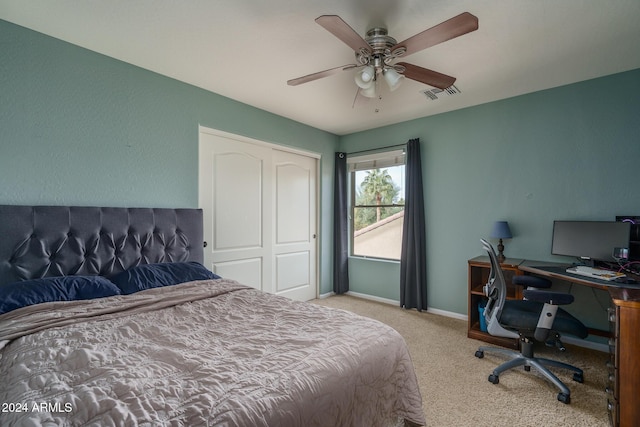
(523, 289), (574, 305)
(524, 289), (574, 341)
(513, 275), (552, 289)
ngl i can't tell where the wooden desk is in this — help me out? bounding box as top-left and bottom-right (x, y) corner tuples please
(519, 261), (640, 427)
(518, 260), (638, 291)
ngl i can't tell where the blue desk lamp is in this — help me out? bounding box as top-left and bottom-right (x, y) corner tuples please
(491, 221), (512, 263)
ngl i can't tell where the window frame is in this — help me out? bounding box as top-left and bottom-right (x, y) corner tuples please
(347, 148), (406, 261)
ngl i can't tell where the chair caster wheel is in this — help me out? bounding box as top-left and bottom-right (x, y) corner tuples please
(475, 350), (484, 359)
(557, 393), (570, 404)
(573, 373), (584, 383)
(488, 374), (499, 384)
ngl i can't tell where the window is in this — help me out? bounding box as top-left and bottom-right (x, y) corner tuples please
(348, 149), (405, 260)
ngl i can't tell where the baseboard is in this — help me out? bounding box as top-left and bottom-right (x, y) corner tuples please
(346, 291), (399, 306)
(317, 291), (335, 299)
(344, 291), (469, 321)
(425, 307), (468, 321)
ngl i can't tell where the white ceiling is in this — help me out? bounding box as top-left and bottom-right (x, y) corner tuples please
(2, 0), (640, 135)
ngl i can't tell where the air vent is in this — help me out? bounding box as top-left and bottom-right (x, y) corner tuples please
(421, 85), (461, 100)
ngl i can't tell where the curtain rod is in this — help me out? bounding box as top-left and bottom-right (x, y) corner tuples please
(344, 143), (407, 156)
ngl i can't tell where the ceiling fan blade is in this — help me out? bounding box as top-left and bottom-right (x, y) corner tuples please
(287, 64), (358, 86)
(315, 15), (372, 54)
(391, 12), (478, 57)
(397, 62), (456, 90)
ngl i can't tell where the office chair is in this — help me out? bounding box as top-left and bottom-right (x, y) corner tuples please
(474, 239), (588, 404)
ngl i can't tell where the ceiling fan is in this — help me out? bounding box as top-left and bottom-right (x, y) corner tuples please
(287, 12), (478, 101)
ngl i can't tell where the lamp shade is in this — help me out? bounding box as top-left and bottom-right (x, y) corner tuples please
(383, 68), (403, 91)
(355, 66), (375, 89)
(360, 81), (377, 98)
(490, 221), (512, 239)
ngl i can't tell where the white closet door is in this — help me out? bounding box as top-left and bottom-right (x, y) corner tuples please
(199, 131), (272, 291)
(272, 149), (317, 301)
(199, 129), (317, 300)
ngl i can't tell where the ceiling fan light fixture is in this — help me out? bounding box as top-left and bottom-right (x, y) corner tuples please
(355, 75), (374, 90)
(361, 65), (375, 82)
(360, 82), (378, 98)
(355, 66), (375, 88)
(383, 68), (404, 91)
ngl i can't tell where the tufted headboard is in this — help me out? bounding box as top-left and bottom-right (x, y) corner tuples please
(0, 205), (204, 286)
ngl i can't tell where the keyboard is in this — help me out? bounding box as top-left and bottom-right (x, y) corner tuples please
(566, 266), (626, 281)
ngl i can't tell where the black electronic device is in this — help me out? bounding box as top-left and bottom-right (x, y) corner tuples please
(616, 216), (640, 261)
(551, 220), (631, 265)
(613, 247), (629, 261)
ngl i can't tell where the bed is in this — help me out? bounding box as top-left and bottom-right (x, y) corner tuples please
(0, 205), (426, 427)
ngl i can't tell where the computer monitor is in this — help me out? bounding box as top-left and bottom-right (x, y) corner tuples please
(551, 221), (631, 264)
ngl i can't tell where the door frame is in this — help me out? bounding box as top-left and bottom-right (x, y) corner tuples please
(198, 125), (321, 299)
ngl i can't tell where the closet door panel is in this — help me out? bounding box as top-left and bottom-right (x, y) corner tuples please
(200, 129), (317, 300)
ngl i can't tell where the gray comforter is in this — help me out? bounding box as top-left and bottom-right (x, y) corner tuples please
(0, 279), (425, 426)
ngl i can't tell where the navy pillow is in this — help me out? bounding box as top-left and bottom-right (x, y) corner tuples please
(109, 262), (220, 295)
(0, 275), (122, 315)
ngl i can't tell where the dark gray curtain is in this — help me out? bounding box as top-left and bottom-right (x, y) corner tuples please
(400, 139), (427, 310)
(333, 152), (349, 294)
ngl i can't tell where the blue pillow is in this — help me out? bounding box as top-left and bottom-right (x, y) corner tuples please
(0, 275), (122, 315)
(109, 262), (220, 295)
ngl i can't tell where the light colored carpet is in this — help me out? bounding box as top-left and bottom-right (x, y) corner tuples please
(313, 295), (610, 427)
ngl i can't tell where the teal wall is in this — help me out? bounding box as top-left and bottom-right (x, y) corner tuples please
(0, 20), (338, 294)
(340, 68), (640, 331)
(348, 257), (400, 301)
